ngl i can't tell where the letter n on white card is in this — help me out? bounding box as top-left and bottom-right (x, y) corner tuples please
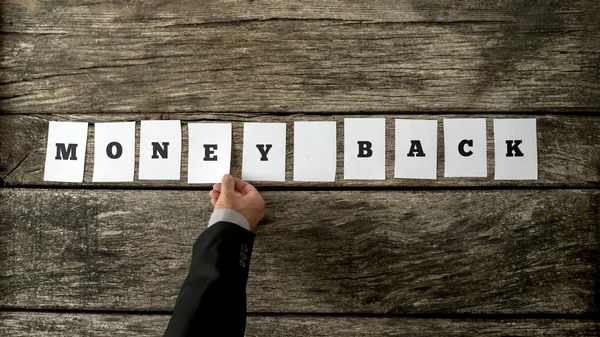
(395, 119), (437, 179)
(44, 121), (89, 182)
(494, 119), (538, 180)
(188, 123), (232, 184)
(294, 121), (336, 182)
(344, 118), (385, 180)
(242, 123), (286, 182)
(92, 122), (136, 182)
(444, 119), (487, 178)
(139, 120), (182, 180)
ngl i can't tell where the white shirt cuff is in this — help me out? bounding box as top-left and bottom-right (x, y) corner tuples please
(208, 209), (251, 231)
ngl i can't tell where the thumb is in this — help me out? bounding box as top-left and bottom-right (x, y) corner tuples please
(220, 174), (236, 197)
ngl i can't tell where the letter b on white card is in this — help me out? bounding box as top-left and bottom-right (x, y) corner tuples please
(188, 123), (232, 184)
(395, 119), (437, 179)
(242, 123), (286, 182)
(494, 119), (537, 180)
(294, 121), (336, 182)
(92, 122), (136, 182)
(444, 119), (487, 177)
(139, 120), (182, 180)
(44, 121), (89, 182)
(344, 118), (385, 180)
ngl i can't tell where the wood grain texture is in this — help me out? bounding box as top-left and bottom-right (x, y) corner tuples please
(1, 312), (599, 337)
(1, 0), (599, 113)
(0, 114), (598, 188)
(0, 188), (597, 314)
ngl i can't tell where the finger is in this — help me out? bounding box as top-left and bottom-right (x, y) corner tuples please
(233, 177), (257, 195)
(213, 183), (221, 192)
(211, 198), (217, 207)
(221, 174), (236, 196)
(209, 190), (220, 199)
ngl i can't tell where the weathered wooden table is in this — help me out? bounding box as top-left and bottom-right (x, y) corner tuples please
(1, 1), (599, 336)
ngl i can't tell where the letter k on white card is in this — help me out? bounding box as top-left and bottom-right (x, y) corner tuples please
(139, 120), (182, 180)
(242, 123), (286, 182)
(494, 118), (537, 180)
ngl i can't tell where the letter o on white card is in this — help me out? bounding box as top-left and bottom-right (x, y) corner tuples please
(494, 118), (538, 180)
(344, 118), (386, 180)
(443, 119), (487, 178)
(44, 121), (89, 182)
(395, 119), (437, 179)
(188, 123), (232, 184)
(139, 120), (182, 180)
(242, 123), (286, 182)
(294, 121), (337, 182)
(92, 122), (136, 182)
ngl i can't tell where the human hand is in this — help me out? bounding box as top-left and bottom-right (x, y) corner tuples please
(209, 174), (265, 231)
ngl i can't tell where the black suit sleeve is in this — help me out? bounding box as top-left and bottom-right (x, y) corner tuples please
(163, 221), (256, 337)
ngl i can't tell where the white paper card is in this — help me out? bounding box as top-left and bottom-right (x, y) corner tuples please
(294, 121), (337, 182)
(444, 119), (487, 177)
(139, 120), (182, 180)
(92, 122), (136, 182)
(242, 123), (286, 182)
(44, 121), (89, 182)
(493, 119), (538, 180)
(188, 123), (232, 184)
(394, 119), (437, 179)
(344, 118), (386, 180)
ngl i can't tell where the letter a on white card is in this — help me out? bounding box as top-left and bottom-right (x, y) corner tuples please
(395, 119), (437, 179)
(294, 121), (336, 182)
(242, 123), (286, 182)
(188, 123), (232, 184)
(494, 119), (538, 180)
(344, 118), (385, 180)
(139, 120), (182, 180)
(444, 119), (487, 177)
(92, 122), (136, 182)
(44, 121), (89, 182)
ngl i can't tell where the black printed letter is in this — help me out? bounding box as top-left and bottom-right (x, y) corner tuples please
(407, 140), (426, 157)
(357, 141), (373, 158)
(106, 142), (123, 159)
(256, 144), (272, 161)
(55, 143), (78, 160)
(458, 139), (473, 157)
(505, 140), (524, 157)
(151, 142), (169, 159)
(204, 144), (218, 161)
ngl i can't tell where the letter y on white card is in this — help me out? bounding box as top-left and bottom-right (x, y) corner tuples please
(242, 123), (286, 182)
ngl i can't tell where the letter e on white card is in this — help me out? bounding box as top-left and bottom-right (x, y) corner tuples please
(44, 121), (89, 182)
(139, 120), (182, 180)
(294, 121), (336, 182)
(242, 123), (286, 182)
(92, 122), (136, 182)
(395, 119), (437, 179)
(444, 119), (487, 177)
(494, 119), (537, 180)
(188, 123), (232, 184)
(344, 118), (385, 180)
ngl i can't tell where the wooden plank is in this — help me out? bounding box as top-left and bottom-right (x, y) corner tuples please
(1, 17), (598, 113)
(0, 188), (597, 314)
(4, 0), (599, 27)
(1, 312), (599, 337)
(0, 114), (598, 188)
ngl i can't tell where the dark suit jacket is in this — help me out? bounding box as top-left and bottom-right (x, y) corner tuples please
(163, 221), (256, 337)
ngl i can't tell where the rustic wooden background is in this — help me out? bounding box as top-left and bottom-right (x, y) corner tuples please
(1, 0), (599, 336)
